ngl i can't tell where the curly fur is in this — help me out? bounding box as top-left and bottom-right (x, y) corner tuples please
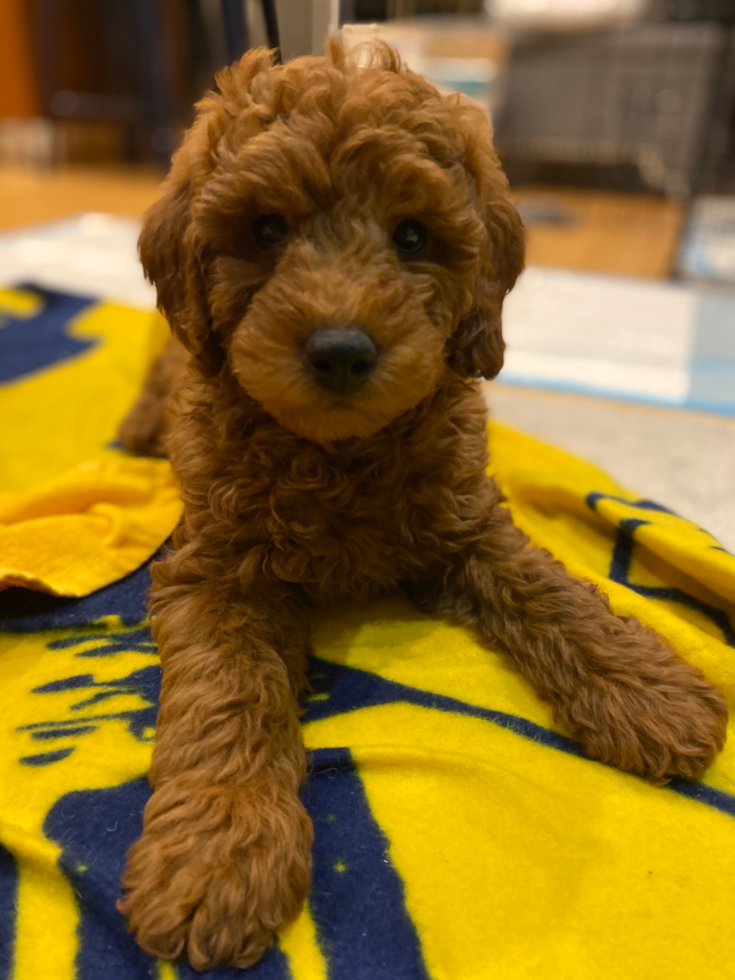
(118, 39), (727, 971)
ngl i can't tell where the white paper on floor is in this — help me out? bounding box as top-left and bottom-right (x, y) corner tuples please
(500, 265), (735, 414)
(0, 213), (156, 311)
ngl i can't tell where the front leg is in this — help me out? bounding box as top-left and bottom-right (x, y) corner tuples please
(119, 549), (313, 970)
(427, 503), (727, 783)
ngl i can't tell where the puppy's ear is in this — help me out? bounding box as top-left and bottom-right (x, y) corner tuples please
(138, 49), (275, 377)
(445, 107), (525, 380)
(139, 158), (224, 377)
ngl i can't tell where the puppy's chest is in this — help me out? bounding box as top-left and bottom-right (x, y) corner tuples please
(252, 450), (450, 594)
(267, 455), (408, 545)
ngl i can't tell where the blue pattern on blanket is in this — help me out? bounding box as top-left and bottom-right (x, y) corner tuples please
(0, 284), (97, 384)
(0, 846), (17, 980)
(304, 748), (431, 980)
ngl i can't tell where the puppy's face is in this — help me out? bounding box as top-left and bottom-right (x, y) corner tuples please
(141, 41), (524, 444)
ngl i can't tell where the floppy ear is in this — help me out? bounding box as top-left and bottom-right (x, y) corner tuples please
(445, 111), (525, 380)
(138, 48), (276, 377)
(139, 154), (225, 378)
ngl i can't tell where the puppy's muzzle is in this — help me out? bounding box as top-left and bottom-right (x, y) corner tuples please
(304, 325), (378, 397)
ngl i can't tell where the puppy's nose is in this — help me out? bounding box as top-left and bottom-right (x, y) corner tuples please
(304, 325), (378, 396)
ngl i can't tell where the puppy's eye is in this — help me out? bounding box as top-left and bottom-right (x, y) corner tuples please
(392, 219), (428, 258)
(253, 214), (288, 249)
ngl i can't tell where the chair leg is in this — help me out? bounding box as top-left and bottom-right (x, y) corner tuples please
(132, 0), (174, 164)
(221, 0), (250, 64)
(261, 0), (281, 61)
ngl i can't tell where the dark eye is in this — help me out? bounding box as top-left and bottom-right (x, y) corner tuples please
(253, 214), (288, 249)
(392, 219), (428, 258)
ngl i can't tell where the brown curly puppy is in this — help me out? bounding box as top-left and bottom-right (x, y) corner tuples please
(118, 39), (728, 971)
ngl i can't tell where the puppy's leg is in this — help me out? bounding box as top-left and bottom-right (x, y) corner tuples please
(425, 504), (727, 783)
(118, 336), (189, 456)
(119, 555), (312, 970)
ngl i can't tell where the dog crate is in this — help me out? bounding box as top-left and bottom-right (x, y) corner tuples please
(493, 22), (727, 197)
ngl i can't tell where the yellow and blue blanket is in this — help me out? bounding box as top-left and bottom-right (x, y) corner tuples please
(1, 283), (734, 980)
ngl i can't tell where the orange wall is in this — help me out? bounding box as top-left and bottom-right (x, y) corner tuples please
(0, 0), (39, 117)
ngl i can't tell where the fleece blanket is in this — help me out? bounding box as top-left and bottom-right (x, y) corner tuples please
(1, 283), (734, 980)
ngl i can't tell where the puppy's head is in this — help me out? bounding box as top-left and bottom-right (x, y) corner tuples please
(140, 40), (524, 443)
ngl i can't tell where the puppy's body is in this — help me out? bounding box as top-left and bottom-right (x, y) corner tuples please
(119, 41), (727, 972)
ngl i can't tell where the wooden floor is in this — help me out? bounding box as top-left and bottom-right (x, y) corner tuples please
(0, 165), (685, 280)
(0, 164), (163, 232)
(512, 186), (685, 280)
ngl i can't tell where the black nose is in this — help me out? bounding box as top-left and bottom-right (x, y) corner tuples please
(304, 325), (378, 396)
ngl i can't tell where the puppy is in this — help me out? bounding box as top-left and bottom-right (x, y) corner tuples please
(118, 40), (727, 971)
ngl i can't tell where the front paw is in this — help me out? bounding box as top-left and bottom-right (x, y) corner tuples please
(118, 783), (313, 970)
(566, 661), (727, 783)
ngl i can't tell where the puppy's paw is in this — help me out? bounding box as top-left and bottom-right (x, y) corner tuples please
(566, 661), (727, 783)
(118, 783), (313, 970)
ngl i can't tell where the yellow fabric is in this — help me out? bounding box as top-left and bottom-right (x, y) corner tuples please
(0, 287), (180, 596)
(0, 285), (734, 978)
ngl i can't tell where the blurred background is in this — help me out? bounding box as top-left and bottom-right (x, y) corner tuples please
(1, 0), (734, 545)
